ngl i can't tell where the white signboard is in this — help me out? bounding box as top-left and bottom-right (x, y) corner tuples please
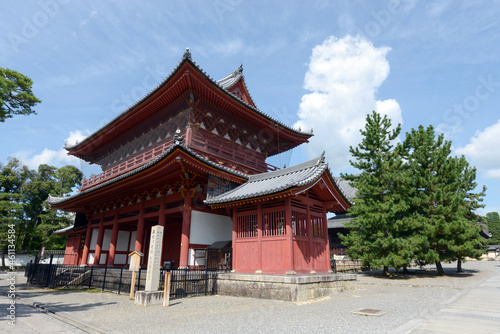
(145, 225), (164, 292)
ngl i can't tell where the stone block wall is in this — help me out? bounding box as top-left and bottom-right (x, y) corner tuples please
(216, 273), (357, 302)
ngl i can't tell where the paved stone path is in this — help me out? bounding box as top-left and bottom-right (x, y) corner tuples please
(393, 264), (500, 333)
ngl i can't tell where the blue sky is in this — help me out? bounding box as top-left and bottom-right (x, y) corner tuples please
(1, 0), (499, 215)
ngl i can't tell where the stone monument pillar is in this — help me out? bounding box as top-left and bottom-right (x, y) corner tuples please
(135, 225), (165, 306)
(145, 225), (164, 292)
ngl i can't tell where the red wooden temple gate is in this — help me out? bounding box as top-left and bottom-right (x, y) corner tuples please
(51, 49), (352, 275)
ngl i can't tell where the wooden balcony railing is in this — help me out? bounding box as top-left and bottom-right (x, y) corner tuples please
(80, 141), (279, 191)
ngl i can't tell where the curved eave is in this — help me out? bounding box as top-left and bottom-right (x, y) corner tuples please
(66, 55), (312, 159)
(318, 169), (353, 213)
(50, 143), (248, 210)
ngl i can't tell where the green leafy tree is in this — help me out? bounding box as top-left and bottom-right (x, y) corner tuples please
(400, 126), (486, 275)
(0, 68), (41, 122)
(0, 159), (30, 269)
(20, 164), (82, 251)
(485, 212), (500, 245)
(0, 159), (82, 267)
(340, 111), (416, 276)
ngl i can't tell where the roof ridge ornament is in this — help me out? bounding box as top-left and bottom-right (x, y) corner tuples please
(173, 128), (184, 145)
(237, 64), (243, 73)
(317, 151), (326, 166)
(183, 47), (191, 60)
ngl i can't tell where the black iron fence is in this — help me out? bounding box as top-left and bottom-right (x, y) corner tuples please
(25, 246), (232, 299)
(159, 268), (218, 298)
(25, 263), (219, 299)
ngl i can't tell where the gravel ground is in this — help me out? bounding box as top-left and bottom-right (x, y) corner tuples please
(1, 260), (498, 334)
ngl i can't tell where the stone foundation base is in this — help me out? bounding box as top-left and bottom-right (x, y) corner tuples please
(217, 273), (357, 302)
(135, 290), (164, 306)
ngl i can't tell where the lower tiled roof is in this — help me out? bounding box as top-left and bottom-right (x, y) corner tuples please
(48, 141), (248, 206)
(205, 152), (346, 205)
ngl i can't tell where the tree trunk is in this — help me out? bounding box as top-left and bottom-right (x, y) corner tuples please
(21, 213), (40, 250)
(403, 266), (409, 274)
(457, 259), (462, 273)
(435, 261), (444, 276)
(383, 265), (389, 276)
(39, 230), (50, 258)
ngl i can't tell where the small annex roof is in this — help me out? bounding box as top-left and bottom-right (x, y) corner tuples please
(476, 222), (493, 239)
(48, 139), (248, 207)
(327, 214), (354, 229)
(205, 152), (352, 208)
(65, 48), (312, 158)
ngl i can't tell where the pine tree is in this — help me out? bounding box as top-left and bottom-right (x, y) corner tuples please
(400, 126), (486, 275)
(0, 68), (41, 122)
(340, 111), (415, 275)
(450, 156), (486, 272)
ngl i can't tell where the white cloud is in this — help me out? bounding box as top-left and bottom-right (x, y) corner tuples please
(13, 130), (89, 170)
(375, 99), (403, 127)
(294, 35), (402, 171)
(456, 120), (500, 180)
(65, 130), (89, 147)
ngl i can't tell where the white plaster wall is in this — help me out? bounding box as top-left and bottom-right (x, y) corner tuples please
(129, 231), (137, 251)
(87, 253), (95, 264)
(116, 231), (130, 251)
(99, 253), (107, 265)
(89, 228), (98, 250)
(114, 254), (127, 265)
(189, 211), (232, 245)
(39, 255), (65, 264)
(102, 229), (112, 251)
(1, 254), (64, 266)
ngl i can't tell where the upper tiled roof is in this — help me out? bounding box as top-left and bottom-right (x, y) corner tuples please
(48, 141), (248, 206)
(205, 153), (329, 205)
(65, 48), (311, 151)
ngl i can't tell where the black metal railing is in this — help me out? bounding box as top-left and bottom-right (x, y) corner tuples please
(25, 263), (220, 298)
(159, 268), (218, 298)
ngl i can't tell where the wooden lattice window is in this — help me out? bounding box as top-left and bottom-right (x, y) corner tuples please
(292, 211), (307, 237)
(311, 215), (324, 238)
(236, 214), (257, 239)
(262, 210), (286, 237)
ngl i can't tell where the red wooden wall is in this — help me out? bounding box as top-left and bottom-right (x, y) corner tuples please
(233, 196), (330, 274)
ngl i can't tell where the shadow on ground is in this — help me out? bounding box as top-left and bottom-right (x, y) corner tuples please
(358, 267), (479, 280)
